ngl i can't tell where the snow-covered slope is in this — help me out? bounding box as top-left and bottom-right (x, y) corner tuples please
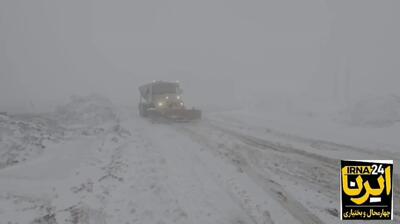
(55, 95), (117, 128)
(0, 114), (64, 169)
(0, 95), (119, 171)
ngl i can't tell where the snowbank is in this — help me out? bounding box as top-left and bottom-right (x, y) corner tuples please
(55, 95), (117, 127)
(0, 114), (64, 169)
(0, 95), (120, 169)
(209, 93), (400, 155)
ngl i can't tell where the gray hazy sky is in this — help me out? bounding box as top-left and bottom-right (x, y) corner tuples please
(0, 0), (398, 111)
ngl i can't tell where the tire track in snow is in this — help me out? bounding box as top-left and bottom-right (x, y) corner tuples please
(176, 124), (324, 224)
(209, 123), (339, 197)
(139, 122), (259, 224)
(208, 122), (337, 168)
(102, 125), (193, 224)
(179, 119), (400, 223)
(209, 115), (400, 161)
(206, 120), (400, 220)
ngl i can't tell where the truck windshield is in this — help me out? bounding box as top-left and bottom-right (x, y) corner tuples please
(152, 83), (178, 95)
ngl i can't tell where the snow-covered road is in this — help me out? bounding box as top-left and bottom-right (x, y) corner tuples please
(0, 111), (398, 223)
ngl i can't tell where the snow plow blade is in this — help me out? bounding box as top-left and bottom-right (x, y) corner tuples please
(147, 108), (201, 122)
(163, 108), (201, 122)
(148, 109), (201, 122)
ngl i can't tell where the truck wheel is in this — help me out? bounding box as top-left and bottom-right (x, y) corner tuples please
(139, 104), (148, 117)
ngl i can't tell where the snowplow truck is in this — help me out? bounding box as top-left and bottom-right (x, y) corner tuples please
(138, 81), (201, 121)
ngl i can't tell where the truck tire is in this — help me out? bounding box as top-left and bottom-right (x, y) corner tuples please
(139, 103), (148, 117)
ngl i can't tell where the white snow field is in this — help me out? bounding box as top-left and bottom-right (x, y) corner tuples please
(0, 97), (399, 224)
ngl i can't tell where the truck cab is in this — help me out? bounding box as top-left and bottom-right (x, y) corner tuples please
(138, 81), (201, 121)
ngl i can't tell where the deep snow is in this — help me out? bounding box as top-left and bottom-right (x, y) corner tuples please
(0, 96), (399, 224)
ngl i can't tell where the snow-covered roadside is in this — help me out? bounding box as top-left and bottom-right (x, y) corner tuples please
(0, 95), (119, 171)
(201, 108), (400, 222)
(0, 95), (123, 223)
(0, 109), (300, 223)
(0, 114), (65, 169)
(177, 116), (400, 223)
(207, 108), (400, 158)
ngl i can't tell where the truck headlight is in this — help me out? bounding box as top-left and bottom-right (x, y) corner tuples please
(158, 102), (164, 107)
(177, 96), (181, 100)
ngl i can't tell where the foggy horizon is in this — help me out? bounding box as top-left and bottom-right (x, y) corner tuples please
(1, 0), (399, 112)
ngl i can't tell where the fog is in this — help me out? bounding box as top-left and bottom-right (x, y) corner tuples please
(0, 0), (399, 112)
(1, 2), (400, 223)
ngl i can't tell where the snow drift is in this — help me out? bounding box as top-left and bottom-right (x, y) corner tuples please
(0, 114), (64, 169)
(55, 95), (117, 127)
(0, 95), (119, 170)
